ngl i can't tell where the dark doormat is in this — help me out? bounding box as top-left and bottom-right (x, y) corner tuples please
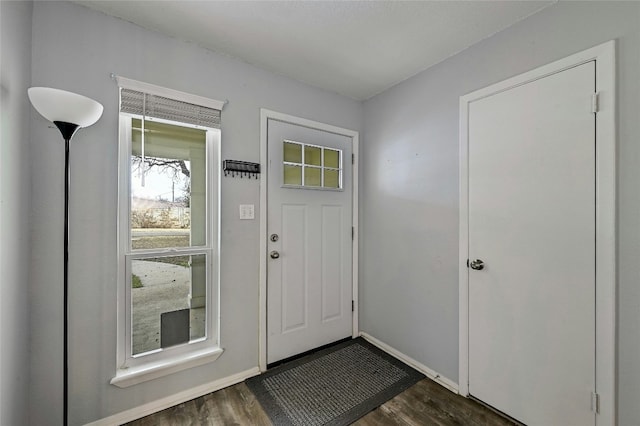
(245, 337), (425, 426)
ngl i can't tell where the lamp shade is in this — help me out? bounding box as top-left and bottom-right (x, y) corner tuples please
(28, 87), (103, 128)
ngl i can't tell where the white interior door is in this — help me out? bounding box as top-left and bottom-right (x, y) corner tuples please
(267, 119), (353, 364)
(467, 62), (596, 425)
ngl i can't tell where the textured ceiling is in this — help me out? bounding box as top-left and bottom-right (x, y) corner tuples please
(75, 1), (555, 100)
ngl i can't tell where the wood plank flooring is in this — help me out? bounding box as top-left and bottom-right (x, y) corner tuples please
(125, 378), (515, 426)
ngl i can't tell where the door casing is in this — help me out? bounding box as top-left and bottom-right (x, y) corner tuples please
(259, 109), (359, 371)
(459, 40), (616, 425)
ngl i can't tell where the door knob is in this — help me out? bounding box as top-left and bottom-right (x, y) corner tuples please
(270, 250), (280, 259)
(469, 259), (485, 270)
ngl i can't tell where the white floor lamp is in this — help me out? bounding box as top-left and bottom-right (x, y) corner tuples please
(28, 87), (103, 425)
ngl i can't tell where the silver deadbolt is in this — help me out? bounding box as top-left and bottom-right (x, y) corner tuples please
(270, 250), (280, 259)
(270, 233), (279, 242)
(469, 259), (485, 270)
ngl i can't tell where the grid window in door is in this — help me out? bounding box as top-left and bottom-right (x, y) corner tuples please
(282, 140), (342, 189)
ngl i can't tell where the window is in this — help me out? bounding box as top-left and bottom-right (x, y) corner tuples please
(283, 140), (342, 189)
(112, 78), (223, 387)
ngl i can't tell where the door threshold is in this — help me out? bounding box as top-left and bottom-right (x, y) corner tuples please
(267, 337), (353, 370)
(469, 395), (525, 425)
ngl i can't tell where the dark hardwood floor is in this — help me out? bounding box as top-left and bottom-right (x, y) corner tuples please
(125, 377), (515, 426)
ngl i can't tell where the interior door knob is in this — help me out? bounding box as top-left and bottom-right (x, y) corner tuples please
(270, 250), (280, 259)
(469, 259), (485, 270)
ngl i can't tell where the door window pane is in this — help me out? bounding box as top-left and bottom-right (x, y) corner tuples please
(304, 167), (321, 186)
(324, 169), (340, 188)
(304, 146), (322, 166)
(324, 149), (340, 168)
(284, 165), (302, 185)
(131, 254), (206, 356)
(284, 142), (302, 163)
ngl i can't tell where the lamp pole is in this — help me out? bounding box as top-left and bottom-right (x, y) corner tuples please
(56, 121), (79, 426)
(28, 87), (102, 426)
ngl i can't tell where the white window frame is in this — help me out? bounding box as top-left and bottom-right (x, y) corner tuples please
(112, 79), (222, 388)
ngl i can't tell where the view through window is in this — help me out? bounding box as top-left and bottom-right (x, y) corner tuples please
(129, 119), (207, 355)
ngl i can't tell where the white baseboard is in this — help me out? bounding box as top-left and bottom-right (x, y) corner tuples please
(359, 332), (459, 394)
(85, 367), (261, 426)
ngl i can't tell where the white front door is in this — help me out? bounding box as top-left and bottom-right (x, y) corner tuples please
(267, 119), (353, 364)
(467, 62), (596, 425)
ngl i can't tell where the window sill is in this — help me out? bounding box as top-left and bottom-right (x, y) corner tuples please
(110, 346), (224, 388)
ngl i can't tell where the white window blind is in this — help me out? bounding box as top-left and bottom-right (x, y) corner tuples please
(120, 88), (221, 129)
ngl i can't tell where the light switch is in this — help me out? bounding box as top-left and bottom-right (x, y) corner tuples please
(239, 204), (255, 220)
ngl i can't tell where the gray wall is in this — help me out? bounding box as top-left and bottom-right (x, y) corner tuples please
(28, 2), (362, 424)
(361, 2), (640, 424)
(0, 1), (33, 425)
